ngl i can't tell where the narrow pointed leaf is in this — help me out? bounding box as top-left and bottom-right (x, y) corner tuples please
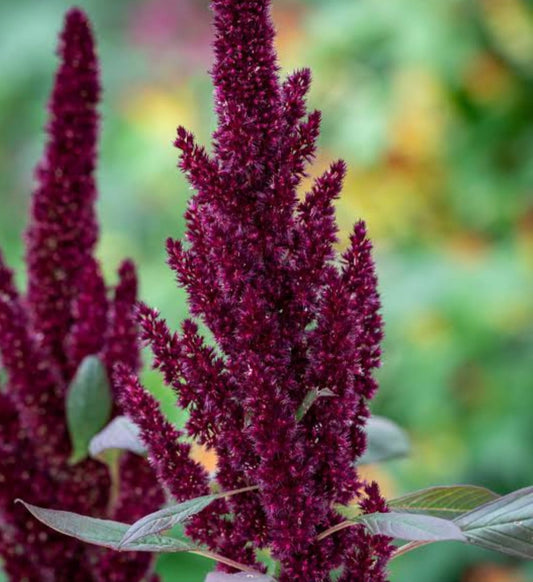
(389, 485), (499, 519)
(296, 388), (335, 421)
(455, 486), (533, 559)
(358, 512), (466, 542)
(17, 500), (193, 552)
(89, 415), (146, 457)
(120, 494), (219, 547)
(358, 416), (410, 465)
(66, 355), (112, 464)
(120, 486), (257, 547)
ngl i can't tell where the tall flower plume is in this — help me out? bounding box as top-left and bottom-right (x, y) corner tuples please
(118, 0), (393, 580)
(0, 9), (162, 582)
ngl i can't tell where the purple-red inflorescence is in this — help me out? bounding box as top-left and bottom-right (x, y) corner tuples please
(0, 9), (163, 582)
(117, 0), (393, 580)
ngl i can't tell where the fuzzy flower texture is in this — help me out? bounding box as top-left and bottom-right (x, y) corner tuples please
(119, 0), (393, 580)
(0, 10), (162, 582)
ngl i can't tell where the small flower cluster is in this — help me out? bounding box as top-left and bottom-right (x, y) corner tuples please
(0, 9), (162, 581)
(118, 0), (393, 580)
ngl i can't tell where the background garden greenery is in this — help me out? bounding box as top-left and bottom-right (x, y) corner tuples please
(0, 1), (531, 581)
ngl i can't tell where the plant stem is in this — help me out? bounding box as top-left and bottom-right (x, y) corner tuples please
(390, 540), (432, 560)
(191, 549), (260, 574)
(316, 520), (354, 541)
(219, 484), (259, 498)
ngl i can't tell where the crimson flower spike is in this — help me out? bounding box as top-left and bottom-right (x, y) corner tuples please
(0, 9), (162, 581)
(118, 0), (393, 581)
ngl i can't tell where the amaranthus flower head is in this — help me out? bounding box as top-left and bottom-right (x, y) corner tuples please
(0, 9), (162, 581)
(118, 0), (392, 580)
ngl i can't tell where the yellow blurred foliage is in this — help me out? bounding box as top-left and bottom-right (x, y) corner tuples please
(335, 68), (452, 244)
(390, 68), (446, 163)
(406, 311), (452, 349)
(358, 464), (398, 500)
(122, 86), (198, 140)
(414, 430), (467, 479)
(480, 0), (533, 70)
(272, 2), (307, 69)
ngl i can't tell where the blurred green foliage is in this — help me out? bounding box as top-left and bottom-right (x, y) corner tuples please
(0, 1), (531, 581)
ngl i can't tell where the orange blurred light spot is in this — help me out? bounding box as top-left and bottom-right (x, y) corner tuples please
(190, 443), (218, 474)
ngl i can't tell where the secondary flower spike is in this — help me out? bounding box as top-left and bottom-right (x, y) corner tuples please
(0, 9), (162, 581)
(119, 0), (393, 580)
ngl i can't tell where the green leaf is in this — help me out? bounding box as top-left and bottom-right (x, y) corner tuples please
(121, 485), (258, 544)
(19, 501), (260, 575)
(389, 485), (499, 519)
(254, 548), (281, 578)
(358, 512), (466, 542)
(455, 486), (533, 559)
(358, 416), (410, 465)
(89, 415), (146, 458)
(120, 494), (218, 547)
(319, 511), (466, 542)
(66, 356), (112, 464)
(16, 500), (193, 552)
(295, 388), (335, 421)
(120, 486), (257, 547)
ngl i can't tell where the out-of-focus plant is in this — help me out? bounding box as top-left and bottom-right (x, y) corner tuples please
(19, 2), (532, 582)
(0, 9), (163, 582)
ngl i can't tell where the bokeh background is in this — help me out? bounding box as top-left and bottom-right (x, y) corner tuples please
(0, 0), (532, 581)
